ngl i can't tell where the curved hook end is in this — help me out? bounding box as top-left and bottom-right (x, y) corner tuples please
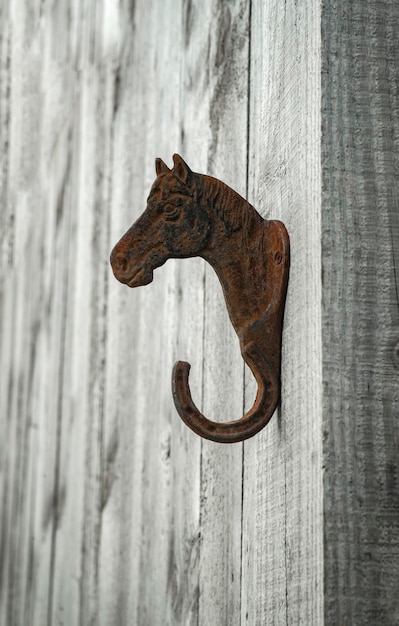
(171, 344), (279, 443)
(172, 360), (192, 414)
(172, 360), (220, 440)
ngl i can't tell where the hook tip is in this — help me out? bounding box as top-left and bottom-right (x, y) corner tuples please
(172, 360), (192, 409)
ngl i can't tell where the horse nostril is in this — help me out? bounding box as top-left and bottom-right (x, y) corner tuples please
(118, 257), (128, 273)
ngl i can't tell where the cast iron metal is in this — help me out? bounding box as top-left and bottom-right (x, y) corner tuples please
(110, 154), (289, 443)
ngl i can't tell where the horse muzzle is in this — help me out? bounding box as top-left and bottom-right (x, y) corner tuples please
(110, 247), (153, 288)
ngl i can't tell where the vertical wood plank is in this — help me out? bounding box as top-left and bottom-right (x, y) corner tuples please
(322, 1), (399, 622)
(0, 3), (76, 624)
(242, 1), (323, 624)
(179, 1), (250, 624)
(96, 2), (203, 626)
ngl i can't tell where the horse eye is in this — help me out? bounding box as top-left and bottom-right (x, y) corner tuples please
(164, 205), (180, 221)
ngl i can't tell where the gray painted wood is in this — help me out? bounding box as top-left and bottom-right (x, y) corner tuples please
(1, 1), (398, 625)
(322, 1), (399, 623)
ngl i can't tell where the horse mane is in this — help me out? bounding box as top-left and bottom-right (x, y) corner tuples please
(195, 172), (256, 236)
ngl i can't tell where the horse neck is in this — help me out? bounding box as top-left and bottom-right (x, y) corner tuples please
(197, 175), (268, 331)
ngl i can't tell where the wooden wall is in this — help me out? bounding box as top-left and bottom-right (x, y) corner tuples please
(322, 2), (399, 623)
(0, 1), (397, 625)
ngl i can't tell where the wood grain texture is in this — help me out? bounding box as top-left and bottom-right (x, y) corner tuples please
(0, 1), (202, 625)
(242, 1), (323, 624)
(1, 0), (399, 625)
(94, 3), (202, 626)
(180, 1), (250, 624)
(322, 1), (399, 623)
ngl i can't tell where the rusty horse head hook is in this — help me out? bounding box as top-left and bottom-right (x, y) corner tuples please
(110, 154), (289, 443)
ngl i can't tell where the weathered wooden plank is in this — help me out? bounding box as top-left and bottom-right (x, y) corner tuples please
(50, 63), (106, 626)
(179, 1), (250, 624)
(96, 2), (203, 625)
(242, 1), (323, 624)
(95, 7), (145, 625)
(322, 1), (399, 623)
(0, 3), (75, 625)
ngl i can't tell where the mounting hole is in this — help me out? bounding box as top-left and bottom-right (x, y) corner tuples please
(274, 251), (283, 265)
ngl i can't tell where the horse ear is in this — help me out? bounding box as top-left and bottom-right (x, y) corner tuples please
(155, 158), (171, 176)
(172, 154), (192, 183)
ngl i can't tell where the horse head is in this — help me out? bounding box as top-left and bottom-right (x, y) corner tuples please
(110, 154), (211, 287)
